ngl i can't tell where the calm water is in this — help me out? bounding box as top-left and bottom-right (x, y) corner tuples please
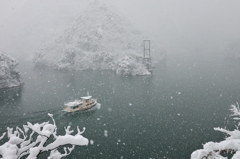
(1, 56), (240, 159)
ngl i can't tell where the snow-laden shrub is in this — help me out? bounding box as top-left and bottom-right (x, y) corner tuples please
(0, 113), (88, 159)
(191, 103), (240, 159)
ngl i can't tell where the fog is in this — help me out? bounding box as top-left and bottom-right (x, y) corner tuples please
(2, 1), (240, 158)
(1, 0), (240, 61)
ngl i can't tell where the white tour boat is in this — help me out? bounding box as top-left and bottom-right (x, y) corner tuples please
(63, 95), (97, 112)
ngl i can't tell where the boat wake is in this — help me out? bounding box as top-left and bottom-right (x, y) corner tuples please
(0, 103), (101, 129)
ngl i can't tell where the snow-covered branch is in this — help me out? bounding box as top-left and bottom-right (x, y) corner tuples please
(230, 102), (240, 120)
(191, 103), (240, 159)
(0, 113), (89, 159)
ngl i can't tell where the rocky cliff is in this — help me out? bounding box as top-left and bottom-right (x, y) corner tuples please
(0, 53), (22, 89)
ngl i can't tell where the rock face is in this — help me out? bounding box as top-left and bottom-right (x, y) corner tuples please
(33, 1), (152, 75)
(0, 53), (22, 89)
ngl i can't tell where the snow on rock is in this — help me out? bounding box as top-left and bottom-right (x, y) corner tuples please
(33, 1), (153, 76)
(0, 52), (22, 89)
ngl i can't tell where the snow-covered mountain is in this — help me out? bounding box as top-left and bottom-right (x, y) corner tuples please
(0, 53), (22, 89)
(33, 1), (153, 75)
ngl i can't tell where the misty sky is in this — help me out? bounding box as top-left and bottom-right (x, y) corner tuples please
(0, 0), (240, 60)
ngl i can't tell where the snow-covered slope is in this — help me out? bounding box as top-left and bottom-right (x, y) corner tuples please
(33, 1), (152, 75)
(0, 53), (22, 89)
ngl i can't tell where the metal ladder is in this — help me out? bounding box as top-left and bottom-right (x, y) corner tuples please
(143, 40), (152, 71)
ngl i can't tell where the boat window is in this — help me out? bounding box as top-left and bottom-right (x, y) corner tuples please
(73, 106), (78, 109)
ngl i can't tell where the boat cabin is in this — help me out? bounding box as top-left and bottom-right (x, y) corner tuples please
(81, 96), (92, 103)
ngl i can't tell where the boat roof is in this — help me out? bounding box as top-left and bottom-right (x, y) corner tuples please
(81, 96), (92, 100)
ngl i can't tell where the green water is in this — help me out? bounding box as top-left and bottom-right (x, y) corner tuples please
(1, 57), (240, 159)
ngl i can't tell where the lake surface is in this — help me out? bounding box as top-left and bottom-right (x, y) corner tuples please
(1, 55), (240, 159)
